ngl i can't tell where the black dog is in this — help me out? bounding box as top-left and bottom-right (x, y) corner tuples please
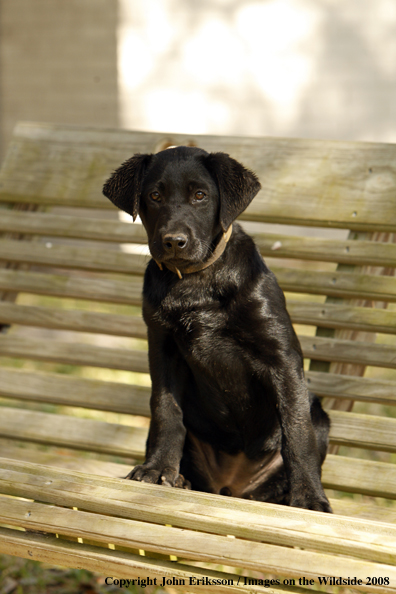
(103, 146), (331, 512)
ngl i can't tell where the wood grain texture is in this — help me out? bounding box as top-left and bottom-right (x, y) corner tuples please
(0, 529), (271, 594)
(1, 122), (396, 231)
(272, 266), (396, 303)
(322, 455), (396, 499)
(0, 336), (149, 372)
(2, 300), (395, 341)
(1, 210), (396, 267)
(0, 408), (147, 458)
(0, 334), (393, 372)
(0, 367), (151, 415)
(0, 406), (394, 458)
(0, 302), (147, 338)
(300, 335), (396, 369)
(1, 443), (395, 513)
(287, 300), (396, 334)
(0, 366), (394, 414)
(0, 458), (395, 563)
(1, 265), (395, 308)
(0, 210), (147, 243)
(1, 497), (394, 590)
(329, 410), (396, 452)
(305, 371), (396, 405)
(0, 238), (148, 274)
(0, 269), (143, 304)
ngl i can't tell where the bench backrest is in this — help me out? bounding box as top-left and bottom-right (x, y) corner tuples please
(0, 122), (395, 515)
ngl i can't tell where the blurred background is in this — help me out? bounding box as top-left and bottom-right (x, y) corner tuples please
(1, 0), (396, 163)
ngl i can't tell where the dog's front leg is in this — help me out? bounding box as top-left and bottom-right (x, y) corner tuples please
(271, 355), (332, 513)
(126, 330), (188, 488)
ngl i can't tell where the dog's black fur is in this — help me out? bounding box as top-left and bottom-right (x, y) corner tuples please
(103, 146), (332, 512)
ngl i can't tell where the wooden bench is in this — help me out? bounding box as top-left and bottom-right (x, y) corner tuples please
(0, 122), (396, 592)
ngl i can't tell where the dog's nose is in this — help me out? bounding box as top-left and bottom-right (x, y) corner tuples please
(163, 233), (188, 252)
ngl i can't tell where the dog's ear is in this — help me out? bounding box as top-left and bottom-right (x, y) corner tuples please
(102, 153), (152, 221)
(203, 152), (261, 232)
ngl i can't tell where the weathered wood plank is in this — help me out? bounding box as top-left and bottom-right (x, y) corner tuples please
(0, 336), (149, 372)
(287, 300), (396, 335)
(0, 302), (147, 338)
(305, 371), (396, 405)
(1, 334), (394, 373)
(1, 442), (395, 513)
(0, 263), (395, 308)
(322, 455), (396, 499)
(0, 495), (395, 588)
(0, 408), (147, 458)
(0, 529), (273, 594)
(329, 410), (396, 452)
(300, 335), (396, 369)
(0, 368), (151, 416)
(0, 406), (394, 459)
(0, 210), (147, 243)
(2, 210), (396, 268)
(0, 239), (147, 275)
(255, 232), (396, 267)
(272, 266), (396, 303)
(1, 300), (395, 343)
(1, 458), (396, 565)
(0, 269), (143, 304)
(1, 123), (396, 232)
(1, 366), (394, 416)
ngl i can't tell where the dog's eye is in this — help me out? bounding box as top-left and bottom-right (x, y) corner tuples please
(195, 191), (205, 201)
(150, 192), (161, 201)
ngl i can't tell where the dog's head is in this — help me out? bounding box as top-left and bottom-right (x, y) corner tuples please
(103, 146), (261, 270)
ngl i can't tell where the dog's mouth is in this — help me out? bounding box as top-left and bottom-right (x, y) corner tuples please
(154, 253), (203, 270)
(149, 239), (208, 270)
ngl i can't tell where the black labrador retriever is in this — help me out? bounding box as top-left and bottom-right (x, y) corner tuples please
(103, 146), (332, 512)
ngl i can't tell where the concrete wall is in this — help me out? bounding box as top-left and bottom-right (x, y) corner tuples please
(0, 0), (119, 158)
(118, 0), (396, 144)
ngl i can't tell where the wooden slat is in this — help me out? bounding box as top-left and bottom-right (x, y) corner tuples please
(0, 406), (395, 459)
(1, 458), (396, 564)
(0, 238), (147, 275)
(0, 529), (269, 594)
(306, 371), (396, 405)
(0, 408), (147, 458)
(0, 210), (147, 243)
(0, 269), (142, 304)
(1, 260), (396, 308)
(0, 302), (147, 338)
(300, 335), (396, 369)
(1, 123), (396, 232)
(287, 300), (396, 335)
(0, 368), (151, 416)
(0, 333), (394, 373)
(1, 496), (393, 591)
(0, 336), (149, 372)
(0, 366), (394, 417)
(1, 442), (395, 514)
(254, 232), (396, 267)
(329, 410), (396, 452)
(322, 455), (396, 499)
(272, 266), (396, 303)
(1, 210), (396, 268)
(330, 498), (396, 524)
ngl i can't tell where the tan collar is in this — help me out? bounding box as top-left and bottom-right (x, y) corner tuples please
(155, 225), (233, 280)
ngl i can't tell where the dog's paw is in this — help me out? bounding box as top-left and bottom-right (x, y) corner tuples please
(290, 491), (332, 513)
(125, 465), (190, 489)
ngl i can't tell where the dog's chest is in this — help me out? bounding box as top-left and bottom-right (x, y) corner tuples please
(160, 298), (228, 351)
